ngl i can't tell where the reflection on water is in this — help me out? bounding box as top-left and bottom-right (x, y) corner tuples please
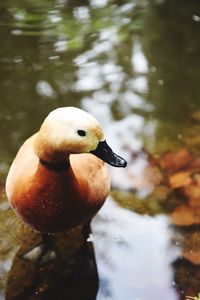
(0, 190), (37, 298)
(0, 0), (200, 299)
(92, 197), (180, 300)
(105, 115), (156, 192)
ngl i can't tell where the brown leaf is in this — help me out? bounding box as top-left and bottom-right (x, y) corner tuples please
(159, 149), (193, 173)
(169, 171), (192, 189)
(183, 250), (200, 265)
(170, 204), (200, 226)
(182, 231), (200, 265)
(181, 184), (200, 208)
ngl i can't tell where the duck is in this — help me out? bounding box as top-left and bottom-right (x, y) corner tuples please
(6, 107), (127, 235)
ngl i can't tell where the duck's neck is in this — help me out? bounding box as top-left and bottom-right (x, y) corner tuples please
(39, 158), (70, 172)
(34, 133), (70, 172)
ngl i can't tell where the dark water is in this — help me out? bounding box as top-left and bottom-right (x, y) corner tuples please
(0, 0), (200, 299)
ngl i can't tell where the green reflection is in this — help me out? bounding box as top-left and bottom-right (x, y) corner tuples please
(142, 0), (200, 152)
(0, 0), (199, 177)
(0, 0), (200, 298)
(0, 0), (146, 182)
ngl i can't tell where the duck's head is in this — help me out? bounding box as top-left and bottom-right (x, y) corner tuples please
(35, 107), (127, 168)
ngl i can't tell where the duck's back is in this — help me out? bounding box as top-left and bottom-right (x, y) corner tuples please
(6, 134), (110, 233)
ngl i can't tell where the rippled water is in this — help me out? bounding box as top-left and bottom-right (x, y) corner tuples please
(0, 0), (200, 299)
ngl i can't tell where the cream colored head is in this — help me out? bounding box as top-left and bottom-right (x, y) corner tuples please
(34, 107), (104, 162)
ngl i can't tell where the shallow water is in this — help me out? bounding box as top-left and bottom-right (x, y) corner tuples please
(1, 0), (200, 299)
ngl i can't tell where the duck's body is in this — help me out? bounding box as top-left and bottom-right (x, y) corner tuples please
(6, 107), (126, 235)
(6, 134), (109, 233)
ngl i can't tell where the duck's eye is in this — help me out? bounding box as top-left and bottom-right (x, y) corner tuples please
(77, 129), (86, 137)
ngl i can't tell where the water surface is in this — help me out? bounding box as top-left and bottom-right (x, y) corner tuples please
(0, 0), (200, 299)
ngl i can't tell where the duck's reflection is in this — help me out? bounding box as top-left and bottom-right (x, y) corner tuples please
(92, 197), (180, 300)
(5, 224), (99, 300)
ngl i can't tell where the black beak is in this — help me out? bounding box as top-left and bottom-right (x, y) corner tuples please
(90, 140), (127, 168)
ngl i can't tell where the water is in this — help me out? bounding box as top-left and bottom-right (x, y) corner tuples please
(0, 0), (200, 299)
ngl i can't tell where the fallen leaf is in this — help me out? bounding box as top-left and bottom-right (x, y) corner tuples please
(182, 185), (200, 208)
(183, 251), (200, 266)
(170, 204), (200, 226)
(159, 149), (193, 173)
(169, 171), (192, 189)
